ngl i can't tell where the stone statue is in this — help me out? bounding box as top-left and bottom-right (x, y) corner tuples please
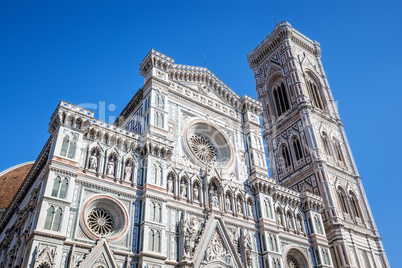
(226, 196), (231, 211)
(89, 155), (97, 170)
(193, 185), (199, 201)
(180, 182), (187, 198)
(167, 179), (173, 193)
(242, 232), (252, 267)
(237, 199), (243, 214)
(287, 215), (293, 229)
(210, 192), (219, 207)
(124, 165), (132, 181)
(107, 161), (115, 176)
(248, 203), (253, 217)
(181, 218), (193, 257)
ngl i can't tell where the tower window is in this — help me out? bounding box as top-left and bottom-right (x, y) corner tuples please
(293, 138), (303, 161)
(306, 79), (325, 111)
(281, 145), (292, 169)
(273, 82), (290, 117)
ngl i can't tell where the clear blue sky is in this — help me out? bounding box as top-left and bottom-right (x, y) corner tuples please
(1, 0), (400, 265)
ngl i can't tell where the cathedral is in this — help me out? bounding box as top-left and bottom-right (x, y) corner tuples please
(0, 22), (389, 268)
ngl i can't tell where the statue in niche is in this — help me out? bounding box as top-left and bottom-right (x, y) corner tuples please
(241, 232), (252, 267)
(167, 179), (173, 193)
(89, 154), (98, 170)
(210, 191), (219, 207)
(181, 218), (193, 257)
(226, 196), (232, 211)
(107, 161), (115, 176)
(124, 164), (132, 181)
(287, 215), (293, 229)
(193, 185), (199, 201)
(237, 199), (243, 214)
(180, 181), (187, 198)
(247, 202), (253, 217)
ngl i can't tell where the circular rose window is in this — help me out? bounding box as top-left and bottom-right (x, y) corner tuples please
(87, 208), (114, 235)
(81, 195), (128, 242)
(184, 120), (233, 168)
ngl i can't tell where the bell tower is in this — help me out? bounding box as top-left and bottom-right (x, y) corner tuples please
(248, 22), (389, 268)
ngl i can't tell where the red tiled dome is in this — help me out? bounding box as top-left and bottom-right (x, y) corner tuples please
(0, 162), (34, 209)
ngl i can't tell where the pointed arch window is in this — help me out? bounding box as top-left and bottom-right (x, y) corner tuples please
(321, 133), (332, 156)
(75, 119), (82, 129)
(265, 200), (273, 219)
(334, 140), (344, 163)
(349, 192), (360, 218)
(322, 249), (331, 265)
(338, 188), (349, 214)
(273, 82), (290, 117)
(60, 136), (77, 159)
(306, 78), (325, 111)
(293, 137), (303, 161)
(150, 202), (162, 223)
(281, 145), (292, 169)
(314, 215), (323, 234)
(51, 176), (68, 199)
(148, 229), (161, 252)
(60, 136), (69, 157)
(44, 206), (62, 231)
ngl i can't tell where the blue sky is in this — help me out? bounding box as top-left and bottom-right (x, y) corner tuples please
(0, 0), (400, 265)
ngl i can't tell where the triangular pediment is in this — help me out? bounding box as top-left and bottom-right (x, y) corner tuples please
(176, 80), (238, 109)
(79, 239), (119, 268)
(192, 216), (242, 268)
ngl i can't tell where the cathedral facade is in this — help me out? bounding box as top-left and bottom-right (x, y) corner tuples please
(0, 22), (388, 268)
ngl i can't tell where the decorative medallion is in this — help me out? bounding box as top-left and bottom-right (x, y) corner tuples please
(189, 134), (218, 163)
(287, 255), (299, 268)
(87, 208), (114, 235)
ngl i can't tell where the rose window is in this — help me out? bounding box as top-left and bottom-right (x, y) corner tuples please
(189, 134), (218, 163)
(287, 256), (299, 268)
(87, 208), (114, 235)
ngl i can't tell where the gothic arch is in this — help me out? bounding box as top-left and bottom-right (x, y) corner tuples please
(282, 245), (311, 268)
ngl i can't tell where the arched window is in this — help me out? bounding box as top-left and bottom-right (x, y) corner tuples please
(66, 117), (73, 126)
(60, 136), (69, 157)
(148, 230), (154, 251)
(150, 202), (162, 223)
(334, 140), (344, 163)
(306, 78), (325, 111)
(154, 231), (161, 252)
(103, 134), (109, 144)
(59, 178), (68, 199)
(153, 164), (158, 184)
(349, 192), (360, 218)
(159, 113), (164, 128)
(75, 119), (82, 129)
(281, 145), (292, 169)
(44, 206), (62, 231)
(314, 215), (323, 234)
(269, 234), (278, 252)
(51, 177), (68, 199)
(321, 133), (332, 156)
(292, 137), (303, 161)
(273, 82), (290, 117)
(67, 138), (76, 158)
(51, 177), (61, 197)
(322, 249), (331, 265)
(148, 229), (161, 252)
(338, 188), (349, 214)
(44, 206), (55, 230)
(52, 208), (62, 231)
(265, 200), (272, 219)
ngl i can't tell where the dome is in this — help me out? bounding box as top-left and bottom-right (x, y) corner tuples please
(0, 161), (34, 210)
